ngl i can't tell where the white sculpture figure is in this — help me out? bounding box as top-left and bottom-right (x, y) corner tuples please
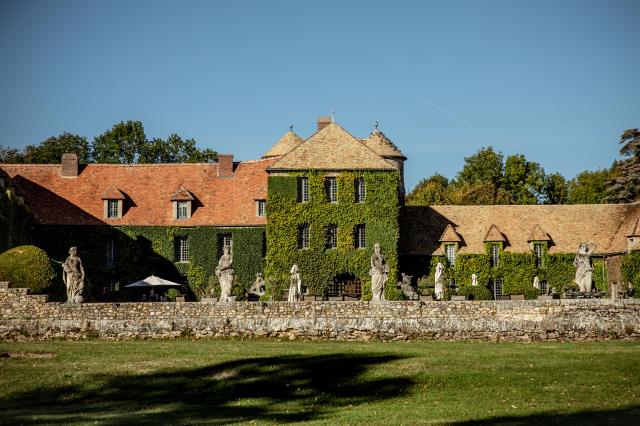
(215, 245), (234, 302)
(288, 264), (302, 302)
(574, 243), (597, 292)
(471, 273), (478, 287)
(62, 246), (85, 304)
(434, 261), (444, 300)
(533, 276), (540, 290)
(369, 243), (389, 302)
(249, 272), (265, 299)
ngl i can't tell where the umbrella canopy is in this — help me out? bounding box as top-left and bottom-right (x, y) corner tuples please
(125, 275), (182, 288)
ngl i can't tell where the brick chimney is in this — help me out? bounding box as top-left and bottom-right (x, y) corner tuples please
(317, 116), (332, 131)
(217, 154), (234, 178)
(61, 153), (79, 177)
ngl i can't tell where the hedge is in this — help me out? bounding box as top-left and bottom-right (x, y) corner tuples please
(0, 245), (56, 294)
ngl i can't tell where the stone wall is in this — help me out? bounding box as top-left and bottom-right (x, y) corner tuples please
(1, 283), (639, 341)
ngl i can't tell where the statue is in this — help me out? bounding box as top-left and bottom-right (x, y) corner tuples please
(248, 272), (265, 301)
(62, 246), (85, 304)
(434, 261), (444, 301)
(369, 243), (389, 302)
(397, 273), (417, 299)
(215, 245), (234, 302)
(573, 243), (597, 293)
(533, 276), (540, 290)
(471, 273), (478, 287)
(288, 264), (301, 302)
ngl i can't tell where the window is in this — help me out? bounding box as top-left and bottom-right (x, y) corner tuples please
(175, 236), (189, 263)
(355, 177), (366, 203)
(326, 224), (337, 249)
(355, 224), (366, 249)
(490, 244), (500, 267)
(298, 224), (309, 249)
(533, 242), (544, 268)
(298, 177), (309, 202)
(107, 200), (119, 219)
(256, 200), (266, 217)
(491, 278), (503, 300)
(218, 233), (232, 257)
(176, 201), (189, 220)
(105, 239), (116, 268)
(445, 244), (456, 266)
(326, 177), (337, 203)
(539, 280), (548, 295)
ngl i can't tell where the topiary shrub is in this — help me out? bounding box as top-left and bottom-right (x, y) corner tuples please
(457, 285), (492, 300)
(0, 245), (57, 293)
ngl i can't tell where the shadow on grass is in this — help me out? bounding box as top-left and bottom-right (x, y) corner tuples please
(0, 353), (413, 425)
(454, 405), (640, 425)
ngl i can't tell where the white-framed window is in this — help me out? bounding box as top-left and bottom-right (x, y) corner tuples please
(217, 233), (233, 258)
(445, 244), (456, 266)
(256, 200), (266, 217)
(105, 239), (116, 268)
(490, 244), (500, 268)
(176, 236), (189, 263)
(176, 201), (189, 220)
(326, 177), (337, 203)
(492, 278), (503, 300)
(539, 280), (547, 295)
(355, 224), (366, 249)
(298, 224), (309, 249)
(299, 177), (309, 203)
(107, 200), (119, 219)
(355, 177), (365, 203)
(533, 242), (544, 268)
(326, 224), (337, 249)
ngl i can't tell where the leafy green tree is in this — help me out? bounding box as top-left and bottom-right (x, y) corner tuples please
(542, 172), (569, 204)
(607, 128), (640, 203)
(406, 174), (449, 205)
(567, 169), (613, 204)
(92, 120), (147, 163)
(0, 146), (25, 163)
(22, 132), (90, 164)
(456, 146), (504, 187)
(503, 154), (545, 204)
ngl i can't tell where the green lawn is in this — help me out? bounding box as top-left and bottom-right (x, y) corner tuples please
(0, 339), (638, 425)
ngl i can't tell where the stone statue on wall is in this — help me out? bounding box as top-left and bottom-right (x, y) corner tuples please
(471, 273), (478, 287)
(533, 275), (540, 290)
(574, 243), (597, 293)
(397, 273), (417, 299)
(434, 261), (444, 300)
(288, 264), (301, 302)
(62, 246), (85, 304)
(369, 243), (389, 302)
(249, 272), (265, 301)
(216, 245), (234, 302)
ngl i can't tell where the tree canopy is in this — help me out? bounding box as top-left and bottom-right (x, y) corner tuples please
(606, 129), (640, 203)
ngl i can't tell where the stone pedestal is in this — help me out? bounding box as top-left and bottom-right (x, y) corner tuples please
(451, 295), (466, 301)
(201, 297), (217, 304)
(538, 295), (554, 301)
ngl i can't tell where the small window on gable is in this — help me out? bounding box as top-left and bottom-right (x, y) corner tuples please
(102, 187), (125, 219)
(325, 177), (337, 203)
(445, 244), (456, 266)
(355, 177), (365, 203)
(176, 201), (189, 220)
(298, 177), (309, 203)
(107, 200), (119, 219)
(490, 244), (500, 268)
(298, 224), (309, 249)
(533, 242), (544, 268)
(354, 224), (366, 249)
(256, 200), (266, 217)
(171, 187), (194, 220)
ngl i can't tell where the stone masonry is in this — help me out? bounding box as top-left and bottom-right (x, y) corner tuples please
(1, 283), (639, 341)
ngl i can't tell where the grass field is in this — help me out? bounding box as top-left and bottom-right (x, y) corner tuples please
(0, 339), (639, 425)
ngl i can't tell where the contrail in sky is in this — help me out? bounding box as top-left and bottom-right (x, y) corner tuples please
(415, 95), (478, 130)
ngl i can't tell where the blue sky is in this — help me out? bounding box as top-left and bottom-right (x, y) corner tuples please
(1, 0), (638, 191)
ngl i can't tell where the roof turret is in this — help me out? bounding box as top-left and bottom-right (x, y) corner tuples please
(362, 124), (406, 160)
(262, 129), (304, 159)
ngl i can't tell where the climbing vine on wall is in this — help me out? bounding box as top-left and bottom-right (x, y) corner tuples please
(265, 170), (401, 300)
(0, 178), (32, 253)
(622, 251), (640, 297)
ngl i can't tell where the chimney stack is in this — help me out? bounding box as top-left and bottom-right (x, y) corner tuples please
(317, 116), (332, 131)
(217, 154), (234, 178)
(61, 153), (79, 177)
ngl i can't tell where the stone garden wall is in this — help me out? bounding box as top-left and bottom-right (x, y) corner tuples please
(1, 283), (639, 341)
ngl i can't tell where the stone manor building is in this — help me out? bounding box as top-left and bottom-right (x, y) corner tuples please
(1, 117), (638, 300)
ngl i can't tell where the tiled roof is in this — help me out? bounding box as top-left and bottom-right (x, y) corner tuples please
(267, 122), (396, 171)
(439, 224), (462, 242)
(528, 224), (551, 241)
(400, 204), (640, 256)
(626, 217), (640, 237)
(362, 129), (406, 159)
(170, 187), (195, 201)
(483, 224), (506, 242)
(0, 159), (275, 226)
(101, 186), (126, 200)
(262, 131), (304, 158)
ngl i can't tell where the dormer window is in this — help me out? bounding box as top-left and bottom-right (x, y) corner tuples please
(171, 187), (194, 220)
(444, 243), (457, 266)
(101, 186), (125, 220)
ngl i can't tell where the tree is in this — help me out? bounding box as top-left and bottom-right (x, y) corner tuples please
(542, 173), (568, 204)
(456, 146), (504, 187)
(22, 132), (90, 164)
(606, 128), (640, 203)
(0, 146), (25, 163)
(92, 120), (147, 163)
(406, 174), (449, 205)
(503, 154), (545, 204)
(568, 169), (613, 204)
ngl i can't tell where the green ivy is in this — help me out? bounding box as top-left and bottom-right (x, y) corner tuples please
(265, 170), (401, 300)
(34, 225), (265, 301)
(622, 252), (640, 297)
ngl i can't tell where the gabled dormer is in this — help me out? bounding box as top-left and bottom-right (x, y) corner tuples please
(101, 186), (125, 220)
(483, 224), (506, 267)
(171, 187), (194, 220)
(527, 224), (551, 267)
(439, 223), (462, 266)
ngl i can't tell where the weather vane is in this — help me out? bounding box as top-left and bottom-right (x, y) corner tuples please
(374, 120), (379, 131)
(289, 124), (293, 132)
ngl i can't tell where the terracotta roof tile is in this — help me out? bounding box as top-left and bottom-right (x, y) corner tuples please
(483, 224), (506, 242)
(400, 204), (639, 256)
(170, 187), (195, 201)
(100, 186), (126, 200)
(362, 129), (406, 159)
(262, 131), (304, 158)
(1, 159), (276, 226)
(267, 122), (396, 171)
(528, 224), (551, 241)
(439, 224), (462, 242)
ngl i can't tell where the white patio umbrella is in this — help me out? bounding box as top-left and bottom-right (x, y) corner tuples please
(125, 275), (182, 288)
